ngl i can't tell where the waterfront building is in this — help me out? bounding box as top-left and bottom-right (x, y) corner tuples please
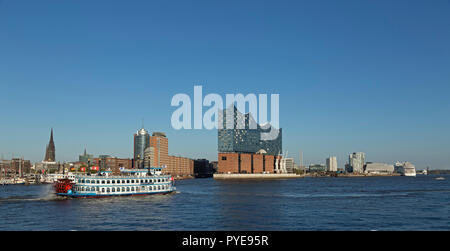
(281, 157), (295, 174)
(218, 106), (282, 156)
(193, 159), (215, 178)
(166, 155), (194, 177)
(44, 128), (56, 162)
(218, 152), (282, 174)
(349, 152), (365, 173)
(308, 164), (327, 173)
(133, 128), (150, 169)
(217, 106), (283, 174)
(364, 162), (394, 174)
(326, 156), (338, 172)
(149, 132), (169, 168)
(131, 129), (194, 177)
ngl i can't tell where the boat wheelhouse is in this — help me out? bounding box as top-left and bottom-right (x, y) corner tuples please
(54, 167), (176, 198)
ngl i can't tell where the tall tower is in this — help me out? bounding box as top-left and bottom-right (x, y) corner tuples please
(44, 128), (56, 162)
(134, 128), (150, 169)
(149, 132), (169, 168)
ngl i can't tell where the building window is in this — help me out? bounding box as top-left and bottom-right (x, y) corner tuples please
(222, 156), (227, 160)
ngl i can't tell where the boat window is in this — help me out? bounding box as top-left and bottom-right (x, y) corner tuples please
(112, 188), (115, 192)
(102, 180), (105, 184)
(107, 180), (110, 184)
(131, 187), (135, 191)
(127, 180), (130, 184)
(112, 180), (115, 184)
(107, 188), (110, 193)
(126, 187), (130, 192)
(122, 187), (125, 192)
(102, 188), (105, 193)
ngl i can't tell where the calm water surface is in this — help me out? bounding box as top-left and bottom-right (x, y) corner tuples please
(0, 175), (449, 230)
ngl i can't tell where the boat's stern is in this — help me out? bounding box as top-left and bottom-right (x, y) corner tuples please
(54, 178), (75, 196)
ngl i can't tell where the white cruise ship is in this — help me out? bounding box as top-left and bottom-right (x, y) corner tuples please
(395, 162), (416, 177)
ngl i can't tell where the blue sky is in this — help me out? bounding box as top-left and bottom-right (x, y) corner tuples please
(1, 0), (449, 169)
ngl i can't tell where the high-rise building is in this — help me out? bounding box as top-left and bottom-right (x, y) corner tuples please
(149, 132), (169, 168)
(218, 106), (282, 155)
(326, 156), (338, 172)
(44, 128), (56, 162)
(133, 128), (150, 169)
(349, 152), (365, 173)
(143, 146), (155, 168)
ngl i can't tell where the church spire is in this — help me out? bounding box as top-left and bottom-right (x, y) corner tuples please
(44, 128), (55, 162)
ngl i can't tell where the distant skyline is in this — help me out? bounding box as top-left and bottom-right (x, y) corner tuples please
(1, 0), (450, 169)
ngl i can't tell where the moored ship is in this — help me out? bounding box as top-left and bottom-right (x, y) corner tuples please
(394, 161), (416, 177)
(54, 167), (176, 198)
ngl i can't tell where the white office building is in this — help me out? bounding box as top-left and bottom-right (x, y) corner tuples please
(349, 152), (365, 173)
(280, 158), (295, 174)
(326, 156), (338, 172)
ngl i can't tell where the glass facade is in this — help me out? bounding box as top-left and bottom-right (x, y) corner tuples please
(218, 106), (282, 155)
(134, 128), (150, 169)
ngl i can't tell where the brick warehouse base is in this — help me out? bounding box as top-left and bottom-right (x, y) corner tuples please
(218, 152), (283, 174)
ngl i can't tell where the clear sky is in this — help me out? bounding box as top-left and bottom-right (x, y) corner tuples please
(1, 0), (449, 169)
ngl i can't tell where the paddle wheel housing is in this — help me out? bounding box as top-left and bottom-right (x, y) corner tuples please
(54, 178), (74, 194)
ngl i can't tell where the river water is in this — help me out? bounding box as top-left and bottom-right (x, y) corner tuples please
(0, 175), (449, 230)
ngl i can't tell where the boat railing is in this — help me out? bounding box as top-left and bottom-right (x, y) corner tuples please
(74, 174), (172, 179)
